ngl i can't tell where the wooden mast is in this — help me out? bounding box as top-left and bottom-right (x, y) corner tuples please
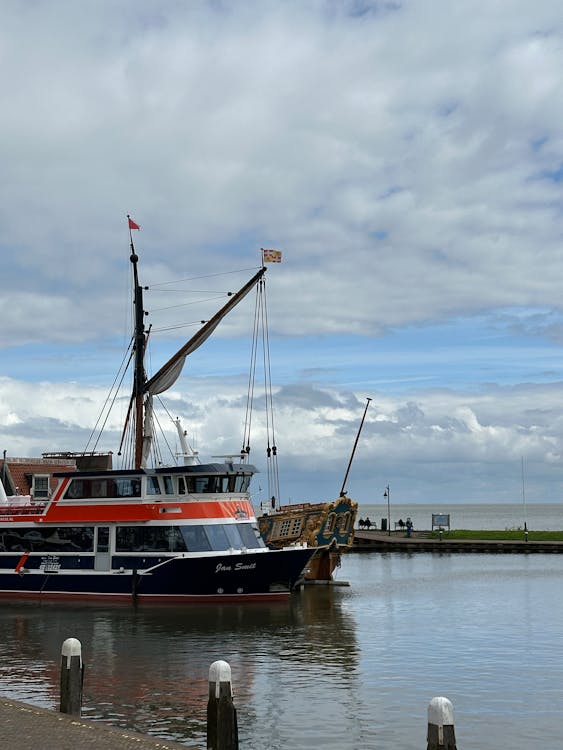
(126, 221), (266, 469)
(339, 397), (372, 496)
(129, 230), (146, 470)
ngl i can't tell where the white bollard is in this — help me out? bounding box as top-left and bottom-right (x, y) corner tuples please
(427, 696), (457, 749)
(59, 637), (84, 716)
(207, 660), (238, 750)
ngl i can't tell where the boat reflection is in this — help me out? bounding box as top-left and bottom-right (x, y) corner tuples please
(0, 588), (359, 746)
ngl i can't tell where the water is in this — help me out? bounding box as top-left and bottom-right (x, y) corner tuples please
(358, 501), (563, 531)
(1, 504), (563, 748)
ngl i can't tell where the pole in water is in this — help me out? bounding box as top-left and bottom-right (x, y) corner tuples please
(59, 637), (84, 717)
(207, 660), (238, 750)
(427, 696), (457, 749)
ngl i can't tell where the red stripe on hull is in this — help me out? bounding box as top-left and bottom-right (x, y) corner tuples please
(42, 498), (255, 524)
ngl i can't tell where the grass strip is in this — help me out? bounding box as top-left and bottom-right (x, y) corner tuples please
(429, 529), (563, 541)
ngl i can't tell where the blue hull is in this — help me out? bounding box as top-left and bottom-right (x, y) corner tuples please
(0, 547), (313, 602)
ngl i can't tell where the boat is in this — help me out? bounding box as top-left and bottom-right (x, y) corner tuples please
(0, 222), (314, 602)
(257, 494), (358, 582)
(257, 399), (370, 583)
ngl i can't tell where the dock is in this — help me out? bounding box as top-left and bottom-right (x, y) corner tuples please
(0, 696), (195, 750)
(353, 529), (563, 553)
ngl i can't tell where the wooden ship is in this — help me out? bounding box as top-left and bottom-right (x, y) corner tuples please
(257, 493), (358, 583)
(257, 398), (370, 583)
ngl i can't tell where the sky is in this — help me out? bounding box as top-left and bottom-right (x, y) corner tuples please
(2, 0), (563, 507)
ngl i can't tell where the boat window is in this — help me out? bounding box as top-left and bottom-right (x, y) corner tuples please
(115, 526), (187, 553)
(205, 524), (231, 550)
(236, 522), (264, 549)
(233, 475), (251, 492)
(0, 526), (95, 553)
(273, 516), (304, 539)
(162, 476), (174, 495)
(178, 477), (186, 494)
(193, 476), (211, 493)
(146, 476), (161, 495)
(223, 524), (243, 549)
(179, 525), (212, 552)
(66, 478), (88, 499)
(65, 477), (141, 499)
(115, 478), (141, 498)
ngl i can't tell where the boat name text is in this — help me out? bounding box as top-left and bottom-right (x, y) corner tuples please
(215, 562), (256, 573)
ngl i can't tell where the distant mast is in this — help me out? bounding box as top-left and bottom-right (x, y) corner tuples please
(340, 397), (372, 496)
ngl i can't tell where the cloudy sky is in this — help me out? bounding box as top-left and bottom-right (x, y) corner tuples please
(2, 0), (563, 507)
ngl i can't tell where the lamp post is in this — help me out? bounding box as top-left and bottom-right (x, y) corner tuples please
(383, 484), (390, 536)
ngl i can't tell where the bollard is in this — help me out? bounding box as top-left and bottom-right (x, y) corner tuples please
(60, 637), (84, 716)
(427, 696), (457, 750)
(207, 660), (238, 750)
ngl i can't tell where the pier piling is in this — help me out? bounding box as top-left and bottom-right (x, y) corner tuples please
(427, 696), (456, 749)
(207, 660), (238, 750)
(59, 637), (84, 717)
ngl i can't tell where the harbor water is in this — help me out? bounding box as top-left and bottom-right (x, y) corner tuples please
(358, 501), (563, 531)
(1, 503), (563, 749)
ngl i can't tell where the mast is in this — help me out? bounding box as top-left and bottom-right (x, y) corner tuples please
(130, 234), (146, 469)
(125, 218), (267, 469)
(339, 397), (372, 496)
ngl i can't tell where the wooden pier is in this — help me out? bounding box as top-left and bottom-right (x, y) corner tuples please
(353, 529), (563, 553)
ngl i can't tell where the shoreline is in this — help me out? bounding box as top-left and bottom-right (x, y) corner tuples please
(352, 529), (563, 553)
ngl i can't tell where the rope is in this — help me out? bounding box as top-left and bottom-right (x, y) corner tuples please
(243, 276), (280, 504)
(84, 337), (135, 454)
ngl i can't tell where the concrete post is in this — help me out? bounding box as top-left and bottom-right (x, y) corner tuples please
(59, 637), (84, 717)
(207, 660), (238, 750)
(427, 696), (456, 749)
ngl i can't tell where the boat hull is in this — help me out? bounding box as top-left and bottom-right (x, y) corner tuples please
(0, 547), (313, 603)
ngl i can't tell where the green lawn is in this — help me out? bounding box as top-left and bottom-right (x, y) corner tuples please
(429, 529), (563, 541)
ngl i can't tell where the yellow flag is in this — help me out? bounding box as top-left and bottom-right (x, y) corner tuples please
(262, 248), (282, 263)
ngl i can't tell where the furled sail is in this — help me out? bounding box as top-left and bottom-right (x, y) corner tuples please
(144, 266), (266, 397)
(141, 395), (154, 468)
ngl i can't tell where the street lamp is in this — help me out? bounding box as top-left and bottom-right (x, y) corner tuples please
(383, 484), (390, 536)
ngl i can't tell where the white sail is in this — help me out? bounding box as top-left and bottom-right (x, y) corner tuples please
(141, 396), (154, 468)
(146, 357), (186, 397)
(143, 267), (265, 399)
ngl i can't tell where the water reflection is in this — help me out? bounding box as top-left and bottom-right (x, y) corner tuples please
(0, 587), (360, 747)
(4, 552), (563, 749)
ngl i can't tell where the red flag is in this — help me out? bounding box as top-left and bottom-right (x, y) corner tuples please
(128, 217), (140, 230)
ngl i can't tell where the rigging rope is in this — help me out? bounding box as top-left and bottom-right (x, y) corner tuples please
(242, 284), (261, 458)
(84, 337), (135, 454)
(243, 276), (280, 506)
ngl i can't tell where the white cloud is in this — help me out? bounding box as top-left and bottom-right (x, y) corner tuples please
(1, 1), (563, 503)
